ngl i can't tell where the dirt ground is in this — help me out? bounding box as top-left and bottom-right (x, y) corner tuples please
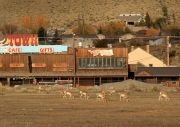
(0, 88), (180, 127)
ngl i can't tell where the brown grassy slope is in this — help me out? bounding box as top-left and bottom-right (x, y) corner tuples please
(0, 0), (180, 28)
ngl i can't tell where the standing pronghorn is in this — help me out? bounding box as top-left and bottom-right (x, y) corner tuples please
(79, 91), (89, 100)
(119, 92), (129, 102)
(102, 90), (107, 96)
(63, 91), (75, 99)
(38, 85), (44, 93)
(59, 89), (65, 97)
(159, 91), (170, 101)
(96, 93), (107, 102)
(108, 89), (116, 96)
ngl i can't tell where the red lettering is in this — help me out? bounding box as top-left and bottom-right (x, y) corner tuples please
(39, 48), (53, 53)
(8, 48), (21, 53)
(14, 35), (21, 46)
(31, 34), (38, 46)
(7, 34), (38, 46)
(8, 35), (13, 46)
(22, 34), (30, 46)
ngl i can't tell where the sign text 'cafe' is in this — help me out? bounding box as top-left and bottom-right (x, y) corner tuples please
(0, 34), (68, 53)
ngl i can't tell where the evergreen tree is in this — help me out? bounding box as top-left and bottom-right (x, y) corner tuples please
(52, 29), (59, 42)
(145, 12), (152, 28)
(162, 6), (168, 18)
(172, 12), (176, 24)
(37, 27), (46, 41)
(98, 26), (103, 34)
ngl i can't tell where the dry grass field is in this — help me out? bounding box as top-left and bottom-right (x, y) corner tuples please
(1, 0), (180, 29)
(0, 80), (180, 127)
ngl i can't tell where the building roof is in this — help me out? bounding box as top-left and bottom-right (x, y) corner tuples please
(129, 26), (148, 33)
(143, 37), (164, 41)
(60, 34), (73, 38)
(118, 16), (142, 22)
(75, 34), (98, 39)
(128, 47), (167, 67)
(136, 67), (180, 77)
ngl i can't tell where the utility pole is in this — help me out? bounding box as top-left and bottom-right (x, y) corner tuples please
(167, 36), (169, 67)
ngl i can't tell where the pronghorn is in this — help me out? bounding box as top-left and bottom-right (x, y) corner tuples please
(38, 85), (44, 93)
(119, 92), (129, 102)
(102, 90), (107, 96)
(96, 93), (107, 102)
(63, 91), (75, 99)
(59, 89), (65, 97)
(79, 90), (89, 100)
(108, 89), (116, 96)
(159, 91), (170, 101)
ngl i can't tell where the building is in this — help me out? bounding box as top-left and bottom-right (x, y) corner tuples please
(0, 34), (128, 86)
(135, 67), (180, 87)
(128, 45), (167, 67)
(118, 14), (144, 25)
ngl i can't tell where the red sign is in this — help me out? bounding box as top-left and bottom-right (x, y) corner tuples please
(39, 48), (53, 53)
(32, 63), (46, 67)
(10, 63), (24, 67)
(53, 68), (67, 72)
(53, 63), (67, 67)
(8, 34), (38, 46)
(7, 48), (22, 53)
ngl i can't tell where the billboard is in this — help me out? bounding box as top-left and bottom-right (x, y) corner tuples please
(0, 34), (68, 53)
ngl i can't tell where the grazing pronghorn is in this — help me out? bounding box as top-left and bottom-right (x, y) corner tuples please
(119, 92), (129, 102)
(59, 89), (65, 97)
(38, 85), (44, 93)
(159, 91), (170, 101)
(96, 93), (107, 102)
(79, 91), (89, 100)
(63, 91), (75, 99)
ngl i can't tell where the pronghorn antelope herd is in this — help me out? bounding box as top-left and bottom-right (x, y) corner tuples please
(58, 89), (171, 103)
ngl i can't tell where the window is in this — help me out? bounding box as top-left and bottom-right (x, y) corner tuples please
(149, 64), (153, 67)
(87, 58), (91, 68)
(82, 58), (87, 68)
(99, 58), (103, 68)
(111, 58), (115, 68)
(78, 57), (127, 69)
(123, 58), (127, 68)
(103, 58), (106, 68)
(95, 58), (98, 69)
(115, 58), (122, 68)
(78, 58), (83, 68)
(107, 58), (110, 68)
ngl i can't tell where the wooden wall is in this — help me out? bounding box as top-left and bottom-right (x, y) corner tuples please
(0, 53), (74, 73)
(75, 48), (128, 72)
(30, 54), (74, 72)
(0, 54), (28, 72)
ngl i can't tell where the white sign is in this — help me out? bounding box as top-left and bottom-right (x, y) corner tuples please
(88, 49), (113, 56)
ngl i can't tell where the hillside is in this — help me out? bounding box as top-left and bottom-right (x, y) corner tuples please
(1, 0), (180, 66)
(1, 0), (180, 29)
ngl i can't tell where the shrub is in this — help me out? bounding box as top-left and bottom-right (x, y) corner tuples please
(151, 85), (160, 92)
(129, 84), (142, 92)
(0, 86), (6, 95)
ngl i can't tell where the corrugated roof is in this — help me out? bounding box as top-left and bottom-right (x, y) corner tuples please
(136, 67), (180, 76)
(118, 16), (141, 22)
